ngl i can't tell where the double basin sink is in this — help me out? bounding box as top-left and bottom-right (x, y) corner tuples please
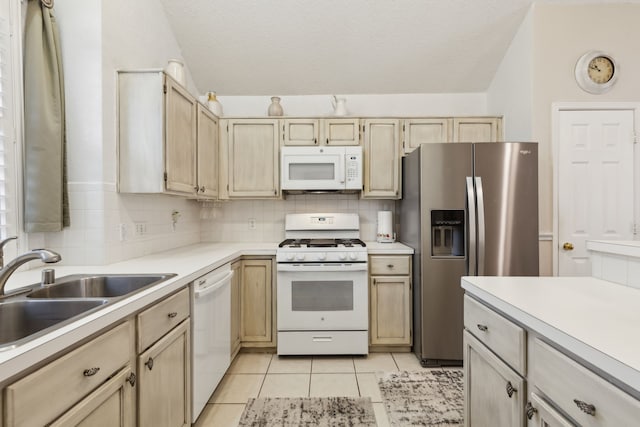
(0, 273), (176, 350)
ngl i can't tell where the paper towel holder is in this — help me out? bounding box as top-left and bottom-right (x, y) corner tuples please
(376, 211), (396, 243)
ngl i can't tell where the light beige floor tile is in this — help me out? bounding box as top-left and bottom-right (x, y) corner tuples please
(227, 353), (273, 374)
(354, 353), (398, 373)
(209, 374), (264, 404)
(392, 352), (424, 371)
(195, 403), (245, 427)
(373, 402), (391, 427)
(259, 374), (311, 398)
(310, 373), (359, 397)
(356, 373), (382, 402)
(268, 356), (312, 374)
(311, 356), (355, 373)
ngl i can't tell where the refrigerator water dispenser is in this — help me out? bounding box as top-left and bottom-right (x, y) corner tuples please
(431, 210), (464, 257)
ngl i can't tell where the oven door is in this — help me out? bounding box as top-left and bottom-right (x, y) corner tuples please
(277, 262), (368, 330)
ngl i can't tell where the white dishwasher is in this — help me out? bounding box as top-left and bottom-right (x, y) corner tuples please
(191, 263), (233, 421)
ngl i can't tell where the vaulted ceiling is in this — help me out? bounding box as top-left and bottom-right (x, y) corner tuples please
(159, 0), (637, 95)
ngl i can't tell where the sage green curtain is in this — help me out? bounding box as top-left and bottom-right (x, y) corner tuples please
(23, 0), (69, 232)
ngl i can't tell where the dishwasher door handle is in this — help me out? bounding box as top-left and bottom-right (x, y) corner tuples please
(194, 270), (234, 298)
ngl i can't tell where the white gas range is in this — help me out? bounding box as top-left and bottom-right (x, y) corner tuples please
(276, 213), (369, 355)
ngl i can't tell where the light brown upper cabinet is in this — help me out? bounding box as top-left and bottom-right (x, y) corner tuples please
(362, 119), (401, 199)
(196, 104), (219, 199)
(220, 119), (280, 199)
(282, 118), (361, 146)
(403, 118), (452, 154)
(324, 118), (360, 145)
(452, 117), (502, 142)
(118, 71), (197, 196)
(283, 118), (320, 146)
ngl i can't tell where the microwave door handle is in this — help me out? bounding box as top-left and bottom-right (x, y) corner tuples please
(338, 156), (345, 186)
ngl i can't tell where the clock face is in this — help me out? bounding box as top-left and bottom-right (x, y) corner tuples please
(587, 56), (615, 84)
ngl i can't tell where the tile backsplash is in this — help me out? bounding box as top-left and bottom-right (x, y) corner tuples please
(200, 194), (395, 243)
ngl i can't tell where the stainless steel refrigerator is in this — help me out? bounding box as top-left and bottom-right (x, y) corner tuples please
(398, 142), (538, 366)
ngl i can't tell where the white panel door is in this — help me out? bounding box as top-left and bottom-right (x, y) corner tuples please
(558, 110), (634, 276)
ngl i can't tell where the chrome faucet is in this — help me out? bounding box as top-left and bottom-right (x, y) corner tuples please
(0, 236), (17, 269)
(0, 249), (62, 295)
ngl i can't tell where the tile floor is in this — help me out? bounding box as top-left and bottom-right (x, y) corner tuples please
(194, 352), (439, 426)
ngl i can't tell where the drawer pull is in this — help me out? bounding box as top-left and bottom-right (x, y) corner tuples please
(573, 399), (596, 416)
(387, 264), (394, 268)
(476, 324), (488, 332)
(83, 367), (100, 377)
(126, 372), (137, 387)
(145, 357), (154, 370)
(525, 401), (537, 420)
(505, 381), (517, 398)
(167, 312), (178, 318)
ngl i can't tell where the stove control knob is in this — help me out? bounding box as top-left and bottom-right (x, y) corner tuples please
(317, 252), (327, 261)
(295, 253), (306, 261)
(338, 252), (347, 261)
(349, 252), (358, 261)
(286, 253), (295, 261)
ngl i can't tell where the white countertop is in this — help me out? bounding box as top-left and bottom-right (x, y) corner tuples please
(587, 240), (640, 258)
(461, 276), (640, 397)
(0, 240), (412, 385)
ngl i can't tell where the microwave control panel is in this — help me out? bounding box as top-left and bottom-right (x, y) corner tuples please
(345, 147), (363, 190)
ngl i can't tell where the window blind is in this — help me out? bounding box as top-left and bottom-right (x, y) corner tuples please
(0, 2), (18, 243)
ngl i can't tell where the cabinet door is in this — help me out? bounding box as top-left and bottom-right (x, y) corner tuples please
(138, 319), (191, 427)
(165, 76), (197, 194)
(324, 118), (360, 145)
(196, 104), (219, 199)
(50, 367), (136, 427)
(452, 117), (502, 142)
(240, 259), (273, 344)
(230, 260), (242, 357)
(464, 330), (525, 427)
(403, 118), (452, 154)
(227, 119), (280, 198)
(362, 119), (401, 199)
(370, 276), (411, 345)
(283, 119), (319, 146)
(526, 393), (575, 427)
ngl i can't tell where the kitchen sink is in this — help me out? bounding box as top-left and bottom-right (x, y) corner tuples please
(0, 299), (108, 348)
(27, 274), (176, 299)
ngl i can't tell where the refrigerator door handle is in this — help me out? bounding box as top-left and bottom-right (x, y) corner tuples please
(466, 177), (477, 275)
(475, 176), (486, 276)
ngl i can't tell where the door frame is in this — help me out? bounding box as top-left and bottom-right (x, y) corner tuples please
(552, 102), (640, 275)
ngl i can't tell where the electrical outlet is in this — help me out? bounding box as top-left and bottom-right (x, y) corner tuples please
(248, 218), (257, 230)
(134, 222), (147, 237)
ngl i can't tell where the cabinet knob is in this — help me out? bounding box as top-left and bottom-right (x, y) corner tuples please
(476, 324), (488, 332)
(83, 367), (100, 377)
(314, 138), (317, 145)
(168, 311), (178, 318)
(200, 186), (205, 192)
(145, 357), (154, 370)
(562, 242), (574, 251)
(193, 186), (199, 191)
(573, 399), (596, 416)
(505, 381), (517, 398)
(525, 401), (537, 420)
(126, 372), (137, 387)
(387, 264), (394, 269)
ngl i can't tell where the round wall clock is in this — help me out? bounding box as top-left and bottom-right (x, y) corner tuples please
(574, 51), (618, 94)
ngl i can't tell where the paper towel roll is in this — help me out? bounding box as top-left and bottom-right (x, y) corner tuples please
(377, 211), (395, 243)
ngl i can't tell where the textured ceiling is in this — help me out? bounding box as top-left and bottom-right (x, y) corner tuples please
(158, 0), (636, 95)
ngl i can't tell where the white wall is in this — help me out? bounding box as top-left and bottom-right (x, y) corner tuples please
(487, 7), (533, 141)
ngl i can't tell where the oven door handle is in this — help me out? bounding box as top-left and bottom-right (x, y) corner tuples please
(277, 263), (368, 272)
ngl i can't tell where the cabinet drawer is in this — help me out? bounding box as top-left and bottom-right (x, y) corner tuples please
(369, 255), (410, 276)
(530, 338), (640, 426)
(137, 287), (189, 352)
(5, 320), (133, 427)
(463, 295), (526, 375)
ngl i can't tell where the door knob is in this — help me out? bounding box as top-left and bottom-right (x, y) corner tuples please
(563, 242), (574, 250)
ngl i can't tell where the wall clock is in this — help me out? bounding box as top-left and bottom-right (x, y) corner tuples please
(574, 51), (618, 94)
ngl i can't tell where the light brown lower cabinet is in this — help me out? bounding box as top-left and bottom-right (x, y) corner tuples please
(137, 319), (190, 427)
(49, 366), (136, 427)
(230, 260), (242, 357)
(240, 258), (275, 347)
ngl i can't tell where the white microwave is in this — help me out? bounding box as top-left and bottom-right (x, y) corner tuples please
(281, 146), (363, 191)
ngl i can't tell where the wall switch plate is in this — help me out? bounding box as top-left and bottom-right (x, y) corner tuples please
(248, 218), (256, 230)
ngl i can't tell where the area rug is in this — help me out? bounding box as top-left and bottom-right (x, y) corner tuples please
(239, 396), (377, 427)
(378, 370), (464, 426)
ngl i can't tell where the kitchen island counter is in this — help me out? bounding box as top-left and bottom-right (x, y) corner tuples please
(462, 275), (640, 398)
